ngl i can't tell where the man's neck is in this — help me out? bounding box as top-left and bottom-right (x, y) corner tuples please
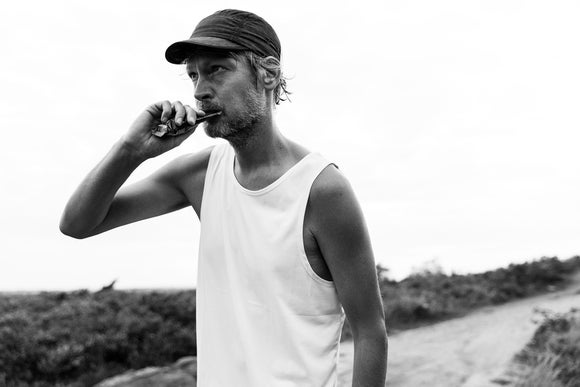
(230, 114), (290, 172)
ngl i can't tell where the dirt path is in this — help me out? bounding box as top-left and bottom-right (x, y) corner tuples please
(337, 273), (580, 387)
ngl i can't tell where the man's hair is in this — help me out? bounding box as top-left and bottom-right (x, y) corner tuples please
(232, 51), (291, 105)
(186, 49), (290, 105)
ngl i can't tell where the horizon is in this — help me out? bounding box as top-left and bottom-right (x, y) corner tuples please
(2, 255), (577, 293)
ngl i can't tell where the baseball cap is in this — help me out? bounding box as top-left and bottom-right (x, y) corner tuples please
(165, 9), (281, 64)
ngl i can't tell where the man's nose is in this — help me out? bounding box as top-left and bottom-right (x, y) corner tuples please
(194, 76), (212, 102)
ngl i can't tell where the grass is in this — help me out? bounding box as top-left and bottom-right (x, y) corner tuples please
(509, 308), (580, 387)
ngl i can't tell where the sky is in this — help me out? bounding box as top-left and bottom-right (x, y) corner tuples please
(1, 0), (579, 291)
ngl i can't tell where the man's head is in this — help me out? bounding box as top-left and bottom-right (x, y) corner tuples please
(165, 9), (289, 106)
(165, 10), (289, 146)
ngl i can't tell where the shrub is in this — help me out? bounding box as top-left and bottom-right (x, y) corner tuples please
(379, 256), (579, 332)
(513, 308), (580, 387)
(0, 290), (196, 385)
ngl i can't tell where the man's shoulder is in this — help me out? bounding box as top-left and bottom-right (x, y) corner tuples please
(165, 145), (215, 175)
(310, 163), (352, 200)
(154, 146), (215, 189)
(153, 146), (216, 214)
(308, 163), (357, 216)
(306, 162), (366, 244)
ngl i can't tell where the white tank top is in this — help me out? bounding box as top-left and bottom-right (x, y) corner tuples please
(196, 143), (346, 386)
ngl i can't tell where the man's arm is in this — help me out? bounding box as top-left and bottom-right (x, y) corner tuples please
(308, 165), (388, 387)
(59, 100), (206, 239)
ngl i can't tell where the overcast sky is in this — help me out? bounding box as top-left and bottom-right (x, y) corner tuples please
(1, 0), (579, 291)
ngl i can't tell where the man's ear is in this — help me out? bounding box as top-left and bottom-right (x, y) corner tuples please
(258, 67), (280, 91)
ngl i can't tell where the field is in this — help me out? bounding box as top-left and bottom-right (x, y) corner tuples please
(0, 256), (579, 386)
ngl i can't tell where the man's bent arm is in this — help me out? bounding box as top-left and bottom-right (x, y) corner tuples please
(60, 140), (146, 238)
(60, 101), (199, 239)
(308, 166), (388, 386)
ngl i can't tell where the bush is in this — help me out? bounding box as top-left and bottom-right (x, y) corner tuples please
(0, 290), (196, 386)
(513, 308), (580, 387)
(378, 256), (580, 332)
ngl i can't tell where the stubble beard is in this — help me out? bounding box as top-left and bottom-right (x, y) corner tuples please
(203, 87), (267, 148)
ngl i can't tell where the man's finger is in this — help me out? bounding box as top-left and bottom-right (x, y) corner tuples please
(184, 105), (198, 125)
(160, 100), (172, 123)
(173, 101), (186, 126)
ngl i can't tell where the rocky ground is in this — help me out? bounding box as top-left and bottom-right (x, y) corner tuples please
(94, 357), (197, 387)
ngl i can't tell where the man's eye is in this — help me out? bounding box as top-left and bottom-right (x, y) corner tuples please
(189, 73), (198, 82)
(211, 66), (225, 73)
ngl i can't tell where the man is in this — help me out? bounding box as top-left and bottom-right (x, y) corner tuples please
(60, 9), (387, 387)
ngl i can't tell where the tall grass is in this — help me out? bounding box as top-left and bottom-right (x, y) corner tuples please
(511, 308), (580, 387)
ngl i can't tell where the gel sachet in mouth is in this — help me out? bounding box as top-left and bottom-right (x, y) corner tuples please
(152, 111), (222, 137)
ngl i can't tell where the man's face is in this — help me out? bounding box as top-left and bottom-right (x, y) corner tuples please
(186, 51), (267, 145)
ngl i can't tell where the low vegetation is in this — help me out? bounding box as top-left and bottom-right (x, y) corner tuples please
(510, 308), (580, 387)
(0, 256), (578, 385)
(376, 255), (580, 333)
(0, 291), (196, 386)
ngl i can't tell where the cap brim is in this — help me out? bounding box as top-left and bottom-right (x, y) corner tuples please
(165, 37), (246, 64)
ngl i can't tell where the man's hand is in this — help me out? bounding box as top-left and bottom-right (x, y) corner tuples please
(122, 100), (204, 161)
